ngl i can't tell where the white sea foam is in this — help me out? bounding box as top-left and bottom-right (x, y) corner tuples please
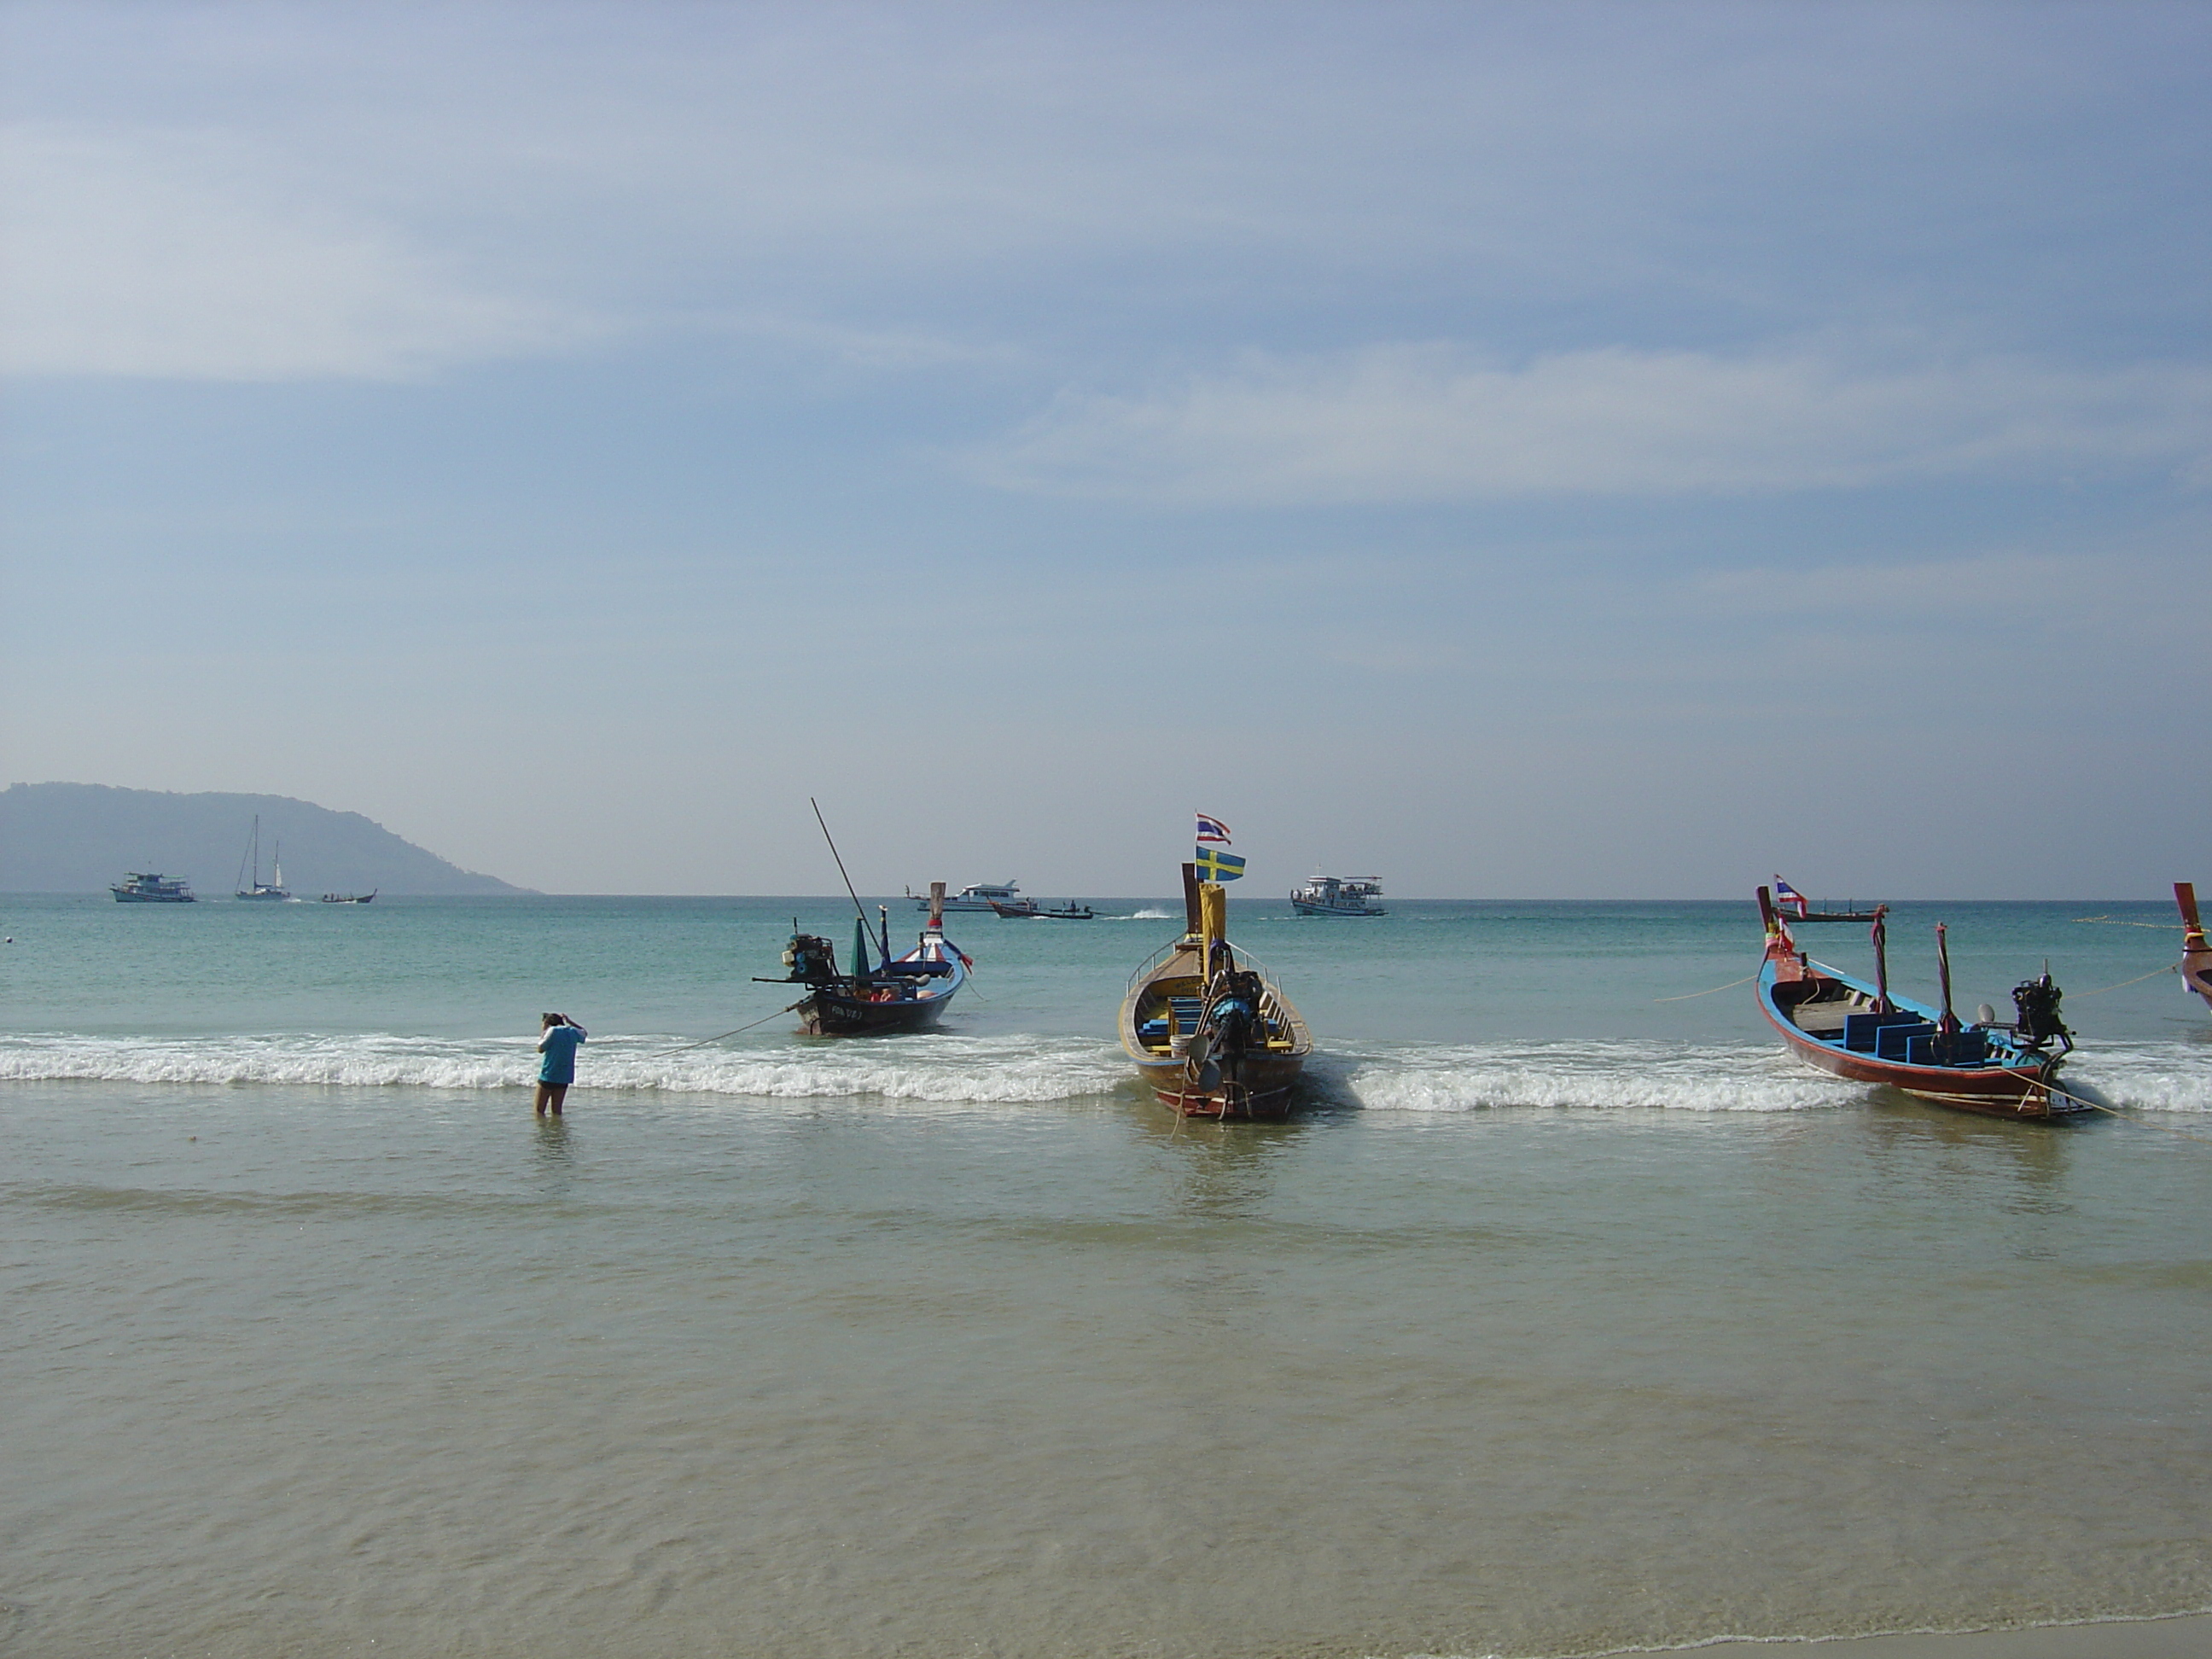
(1309, 1040), (1862, 1114)
(0, 1031), (1132, 1103)
(5, 1032), (2203, 1115)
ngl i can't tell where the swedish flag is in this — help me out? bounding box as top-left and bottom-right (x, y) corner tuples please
(1193, 846), (1246, 882)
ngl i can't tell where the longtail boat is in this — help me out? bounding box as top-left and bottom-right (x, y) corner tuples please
(2179, 882), (2212, 1012)
(1119, 864), (1312, 1120)
(760, 881), (969, 1036)
(1754, 886), (2083, 1119)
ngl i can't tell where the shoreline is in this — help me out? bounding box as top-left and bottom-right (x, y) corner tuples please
(1624, 1610), (2212, 1659)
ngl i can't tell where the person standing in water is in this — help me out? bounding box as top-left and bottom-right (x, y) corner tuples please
(534, 1013), (587, 1115)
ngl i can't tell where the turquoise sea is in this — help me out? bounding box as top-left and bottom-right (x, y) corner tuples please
(3, 893), (2208, 1657)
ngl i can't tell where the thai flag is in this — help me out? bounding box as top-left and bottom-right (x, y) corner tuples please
(1773, 878), (1809, 917)
(1194, 846), (1247, 882)
(1195, 813), (1232, 845)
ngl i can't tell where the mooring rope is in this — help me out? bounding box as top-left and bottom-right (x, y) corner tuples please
(2071, 963), (2178, 997)
(1654, 973), (1760, 1003)
(2072, 916), (2175, 929)
(652, 1002), (804, 1057)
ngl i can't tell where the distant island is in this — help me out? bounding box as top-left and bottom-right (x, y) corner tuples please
(0, 783), (531, 895)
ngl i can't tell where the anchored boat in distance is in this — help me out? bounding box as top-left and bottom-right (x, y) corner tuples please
(234, 816), (292, 900)
(914, 880), (1020, 912)
(1291, 874), (1385, 917)
(111, 871), (196, 903)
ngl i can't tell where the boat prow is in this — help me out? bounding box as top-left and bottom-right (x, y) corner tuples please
(2178, 882), (2212, 1013)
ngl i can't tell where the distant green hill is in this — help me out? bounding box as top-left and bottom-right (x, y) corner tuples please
(0, 783), (529, 895)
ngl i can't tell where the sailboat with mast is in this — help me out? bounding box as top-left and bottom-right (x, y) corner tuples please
(234, 816), (293, 901)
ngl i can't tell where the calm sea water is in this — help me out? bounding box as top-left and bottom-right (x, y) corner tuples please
(3, 894), (2209, 1657)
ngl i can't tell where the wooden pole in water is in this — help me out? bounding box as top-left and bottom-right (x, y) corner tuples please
(1870, 905), (1893, 1015)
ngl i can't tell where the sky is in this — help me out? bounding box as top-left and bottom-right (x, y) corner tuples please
(2, 0), (2207, 897)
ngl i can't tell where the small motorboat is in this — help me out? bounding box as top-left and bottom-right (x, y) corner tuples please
(991, 898), (1094, 919)
(1754, 886), (2082, 1119)
(2178, 882), (2212, 1012)
(1119, 864), (1311, 1120)
(320, 890), (377, 904)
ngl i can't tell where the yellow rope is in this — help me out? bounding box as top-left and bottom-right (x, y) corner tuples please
(2072, 963), (2178, 997)
(1654, 972), (1760, 1003)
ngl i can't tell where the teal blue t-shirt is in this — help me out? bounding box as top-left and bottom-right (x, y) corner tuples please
(538, 1023), (586, 1085)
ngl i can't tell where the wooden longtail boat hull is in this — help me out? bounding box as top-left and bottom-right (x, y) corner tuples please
(797, 980), (959, 1037)
(1753, 884), (2080, 1120)
(1757, 961), (2075, 1116)
(1119, 917), (1313, 1121)
(779, 896), (969, 1037)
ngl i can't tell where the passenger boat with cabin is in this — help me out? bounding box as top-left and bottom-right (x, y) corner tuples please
(1754, 886), (2081, 1119)
(761, 880), (970, 1036)
(2177, 882), (2212, 1013)
(1291, 874), (1386, 917)
(111, 871), (196, 903)
(1119, 864), (1312, 1120)
(914, 880), (1020, 912)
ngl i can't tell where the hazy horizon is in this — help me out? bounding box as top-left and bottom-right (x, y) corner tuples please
(4, 3), (2207, 898)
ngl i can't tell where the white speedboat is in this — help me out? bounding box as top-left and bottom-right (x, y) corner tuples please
(914, 880), (1020, 912)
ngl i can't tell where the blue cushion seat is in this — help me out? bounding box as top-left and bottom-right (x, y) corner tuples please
(1874, 1022), (1939, 1061)
(1843, 1011), (1927, 1052)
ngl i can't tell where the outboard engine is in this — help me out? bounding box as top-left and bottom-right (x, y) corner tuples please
(1209, 970), (1267, 1061)
(781, 934), (839, 985)
(2011, 969), (2071, 1051)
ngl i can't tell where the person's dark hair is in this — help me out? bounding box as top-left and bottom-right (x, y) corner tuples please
(542, 1012), (562, 1026)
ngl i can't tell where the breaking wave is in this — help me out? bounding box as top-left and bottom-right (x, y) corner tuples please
(4, 1030), (2204, 1115)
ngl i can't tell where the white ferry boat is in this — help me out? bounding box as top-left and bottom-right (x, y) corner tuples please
(913, 880), (1021, 912)
(1290, 875), (1386, 917)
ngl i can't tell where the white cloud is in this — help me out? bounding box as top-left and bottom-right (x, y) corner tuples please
(968, 344), (2212, 504)
(0, 124), (588, 380)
